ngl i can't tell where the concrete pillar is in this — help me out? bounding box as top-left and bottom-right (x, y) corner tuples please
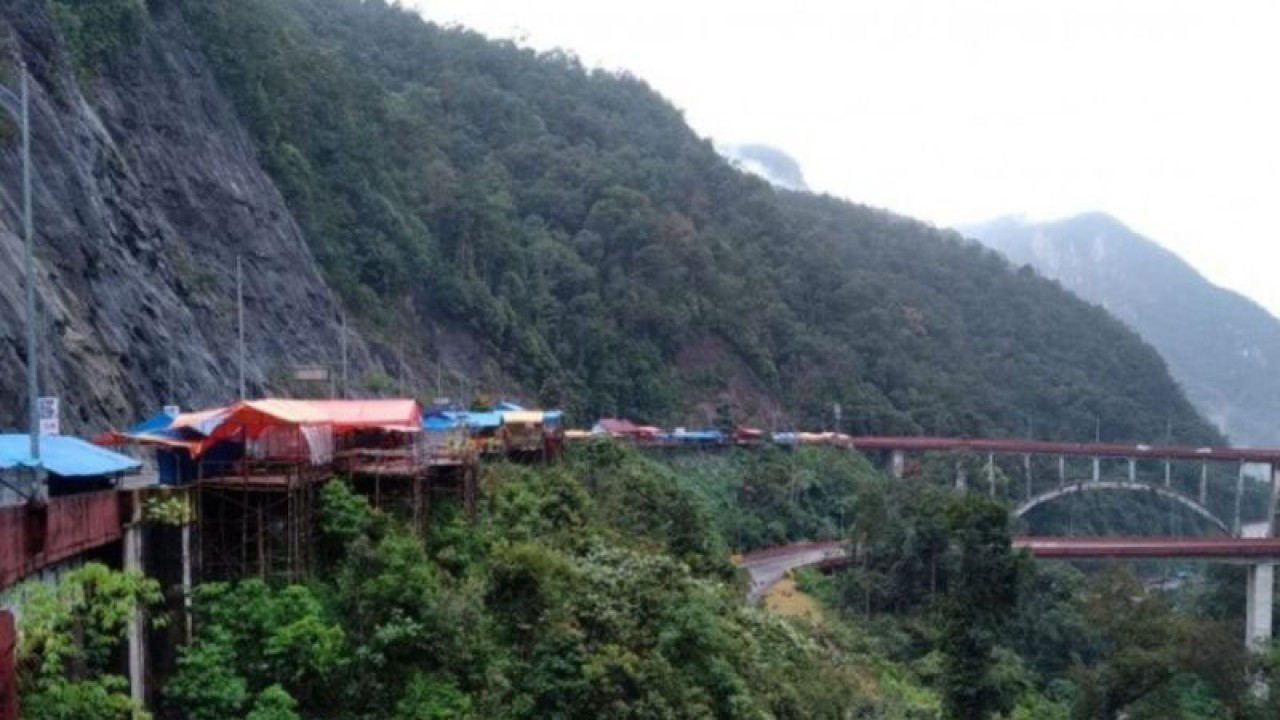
(1246, 563), (1275, 650)
(955, 461), (966, 491)
(1270, 464), (1280, 538)
(1200, 463), (1208, 506)
(1058, 456), (1065, 489)
(890, 450), (905, 479)
(1128, 458), (1136, 484)
(123, 521), (146, 706)
(1092, 457), (1100, 483)
(1235, 462), (1246, 537)
(1164, 460), (1171, 487)
(1024, 454), (1032, 500)
(986, 453), (995, 497)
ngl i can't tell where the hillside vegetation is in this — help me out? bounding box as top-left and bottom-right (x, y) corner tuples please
(141, 0), (1217, 443)
(20, 444), (1280, 720)
(965, 213), (1280, 447)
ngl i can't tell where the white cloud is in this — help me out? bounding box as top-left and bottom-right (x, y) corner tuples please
(405, 0), (1280, 314)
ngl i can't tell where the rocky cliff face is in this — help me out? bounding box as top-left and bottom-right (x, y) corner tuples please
(0, 0), (373, 434)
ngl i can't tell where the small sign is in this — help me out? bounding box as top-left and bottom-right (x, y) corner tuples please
(294, 367), (330, 382)
(37, 397), (59, 436)
(163, 405), (181, 418)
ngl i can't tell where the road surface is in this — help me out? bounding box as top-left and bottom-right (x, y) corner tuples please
(737, 541), (846, 604)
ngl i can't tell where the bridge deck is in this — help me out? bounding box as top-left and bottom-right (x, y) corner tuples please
(847, 436), (1280, 464)
(1015, 536), (1280, 561)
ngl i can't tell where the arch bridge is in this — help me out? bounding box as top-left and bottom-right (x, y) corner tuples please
(850, 435), (1280, 649)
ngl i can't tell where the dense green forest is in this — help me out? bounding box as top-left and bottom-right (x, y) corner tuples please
(56, 0), (1209, 443)
(15, 444), (1280, 719)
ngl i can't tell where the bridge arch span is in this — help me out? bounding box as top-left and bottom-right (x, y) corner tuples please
(1014, 481), (1230, 535)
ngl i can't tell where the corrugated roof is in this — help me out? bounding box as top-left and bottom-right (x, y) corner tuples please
(0, 435), (141, 478)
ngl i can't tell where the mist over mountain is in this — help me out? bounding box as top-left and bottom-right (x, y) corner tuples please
(717, 143), (810, 191)
(962, 212), (1280, 446)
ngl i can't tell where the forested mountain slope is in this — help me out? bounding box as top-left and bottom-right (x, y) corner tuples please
(964, 213), (1280, 446)
(0, 0), (1220, 445)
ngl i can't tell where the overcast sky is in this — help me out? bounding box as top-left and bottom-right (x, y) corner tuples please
(407, 0), (1280, 315)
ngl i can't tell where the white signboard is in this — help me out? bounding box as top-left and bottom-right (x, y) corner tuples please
(37, 397), (59, 436)
(164, 405), (181, 418)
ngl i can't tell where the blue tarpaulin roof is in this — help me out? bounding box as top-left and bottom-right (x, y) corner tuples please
(127, 411), (175, 436)
(0, 434), (141, 478)
(423, 414), (462, 431)
(456, 411), (503, 430)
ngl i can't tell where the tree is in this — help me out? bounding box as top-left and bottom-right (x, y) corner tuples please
(15, 563), (162, 720)
(939, 495), (1022, 720)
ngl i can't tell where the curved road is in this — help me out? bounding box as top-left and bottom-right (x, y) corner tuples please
(738, 541), (847, 604)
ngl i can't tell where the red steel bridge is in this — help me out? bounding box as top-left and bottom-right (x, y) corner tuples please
(726, 435), (1280, 649)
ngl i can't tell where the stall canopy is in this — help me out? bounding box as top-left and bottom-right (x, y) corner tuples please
(127, 411), (177, 436)
(452, 411), (503, 430)
(423, 413), (462, 431)
(309, 400), (422, 432)
(500, 411), (544, 425)
(0, 435), (141, 478)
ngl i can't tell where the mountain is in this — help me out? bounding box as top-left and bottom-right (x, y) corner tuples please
(0, 0), (1221, 447)
(961, 212), (1280, 446)
(718, 143), (810, 191)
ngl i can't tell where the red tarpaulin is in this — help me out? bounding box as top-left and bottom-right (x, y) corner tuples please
(308, 399), (422, 432)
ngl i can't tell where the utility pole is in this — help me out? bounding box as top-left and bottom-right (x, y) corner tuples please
(340, 313), (348, 399)
(1, 64), (38, 463)
(237, 256), (245, 400)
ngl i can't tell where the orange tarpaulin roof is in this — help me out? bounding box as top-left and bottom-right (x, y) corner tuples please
(204, 400), (329, 442)
(309, 399), (422, 431)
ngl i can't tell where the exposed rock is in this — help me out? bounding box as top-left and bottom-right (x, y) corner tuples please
(0, 0), (374, 434)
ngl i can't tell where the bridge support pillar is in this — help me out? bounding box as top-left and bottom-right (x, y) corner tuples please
(1024, 454), (1032, 500)
(1270, 463), (1280, 537)
(1092, 457), (1100, 483)
(986, 453), (995, 497)
(1058, 456), (1065, 489)
(1236, 462), (1246, 536)
(1246, 563), (1275, 651)
(890, 450), (905, 479)
(1128, 458), (1136, 484)
(123, 519), (147, 707)
(1200, 463), (1208, 506)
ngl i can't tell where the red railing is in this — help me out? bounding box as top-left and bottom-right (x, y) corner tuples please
(0, 490), (124, 590)
(0, 610), (15, 720)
